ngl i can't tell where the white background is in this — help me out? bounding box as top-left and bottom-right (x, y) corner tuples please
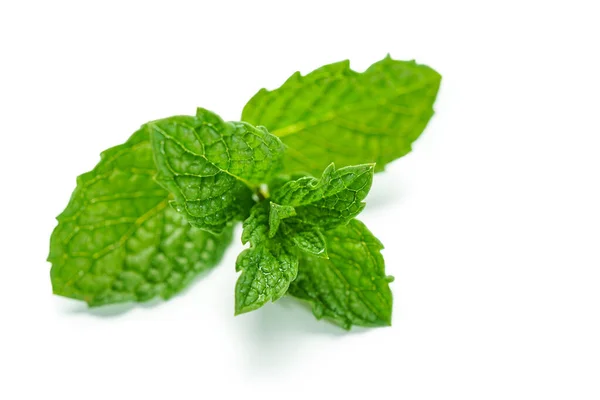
(1, 1), (599, 399)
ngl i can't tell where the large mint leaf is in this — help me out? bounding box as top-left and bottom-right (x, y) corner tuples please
(271, 163), (374, 230)
(242, 56), (441, 177)
(49, 127), (233, 306)
(149, 108), (285, 233)
(287, 219), (393, 330)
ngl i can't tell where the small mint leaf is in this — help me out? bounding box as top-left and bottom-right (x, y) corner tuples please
(281, 221), (327, 258)
(236, 200), (305, 314)
(235, 241), (298, 315)
(149, 108), (285, 233)
(242, 201), (328, 259)
(272, 163), (374, 230)
(268, 203), (296, 238)
(287, 219), (392, 329)
(241, 201), (269, 246)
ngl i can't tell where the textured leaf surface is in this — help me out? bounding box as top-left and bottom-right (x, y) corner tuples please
(241, 201), (270, 246)
(288, 219), (393, 329)
(242, 201), (327, 256)
(242, 56), (441, 176)
(236, 201), (311, 314)
(235, 242), (298, 315)
(272, 163), (374, 230)
(268, 203), (296, 238)
(149, 108), (285, 233)
(49, 127), (233, 306)
(281, 221), (327, 258)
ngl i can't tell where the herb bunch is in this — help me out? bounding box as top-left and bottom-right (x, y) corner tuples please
(48, 56), (441, 329)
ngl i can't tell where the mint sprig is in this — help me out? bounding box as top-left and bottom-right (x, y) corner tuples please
(48, 56), (441, 329)
(289, 219), (394, 330)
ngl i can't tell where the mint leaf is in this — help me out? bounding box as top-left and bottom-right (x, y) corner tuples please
(149, 108), (285, 233)
(235, 241), (298, 315)
(240, 200), (270, 246)
(242, 56), (441, 176)
(272, 163), (374, 230)
(287, 219), (393, 329)
(237, 201), (298, 314)
(280, 221), (327, 258)
(267, 172), (311, 193)
(236, 201), (306, 314)
(49, 127), (233, 306)
(268, 202), (296, 238)
(242, 201), (327, 257)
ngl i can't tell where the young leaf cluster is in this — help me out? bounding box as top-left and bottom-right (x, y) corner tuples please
(48, 56), (441, 329)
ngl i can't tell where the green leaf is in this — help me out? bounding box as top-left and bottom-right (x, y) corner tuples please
(280, 221), (327, 258)
(287, 219), (393, 330)
(242, 56), (441, 177)
(149, 108), (286, 233)
(267, 172), (310, 194)
(236, 200), (309, 314)
(241, 201), (327, 257)
(272, 163), (374, 230)
(235, 241), (298, 315)
(241, 201), (270, 246)
(48, 127), (233, 306)
(268, 202), (296, 238)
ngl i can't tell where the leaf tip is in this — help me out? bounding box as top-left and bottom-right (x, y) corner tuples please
(284, 70), (302, 85)
(234, 301), (260, 316)
(195, 107), (210, 117)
